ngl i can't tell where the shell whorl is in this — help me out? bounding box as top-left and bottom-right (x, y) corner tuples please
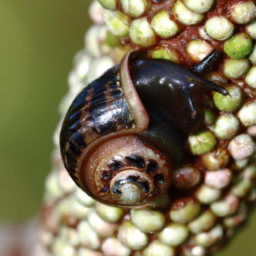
(60, 51), (178, 207)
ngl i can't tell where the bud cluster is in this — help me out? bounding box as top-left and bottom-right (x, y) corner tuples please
(36, 1), (256, 256)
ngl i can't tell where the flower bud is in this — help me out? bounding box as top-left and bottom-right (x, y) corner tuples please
(205, 16), (234, 40)
(249, 44), (256, 64)
(188, 209), (217, 234)
(172, 0), (204, 25)
(103, 10), (131, 37)
(228, 134), (255, 160)
(230, 1), (256, 24)
(121, 0), (151, 18)
(183, 0), (214, 13)
(188, 130), (216, 155)
(98, 0), (116, 10)
(170, 198), (201, 224)
(196, 185), (221, 204)
(245, 66), (256, 89)
(52, 238), (76, 256)
(118, 221), (148, 250)
(201, 148), (229, 171)
(87, 210), (118, 237)
(143, 241), (175, 256)
(194, 225), (223, 247)
(213, 85), (243, 112)
(131, 209), (165, 233)
(204, 169), (232, 189)
(158, 223), (189, 246)
(95, 203), (124, 223)
(150, 46), (180, 63)
(78, 221), (100, 249)
(246, 20), (256, 40)
(130, 17), (157, 47)
(102, 238), (130, 256)
(186, 39), (213, 63)
(223, 58), (250, 79)
(151, 10), (179, 38)
(214, 113), (240, 139)
(238, 100), (256, 126)
(224, 32), (253, 59)
(210, 194), (239, 217)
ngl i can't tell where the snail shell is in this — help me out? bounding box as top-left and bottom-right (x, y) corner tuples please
(60, 50), (227, 207)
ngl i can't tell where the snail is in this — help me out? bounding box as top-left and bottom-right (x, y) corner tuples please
(60, 50), (227, 208)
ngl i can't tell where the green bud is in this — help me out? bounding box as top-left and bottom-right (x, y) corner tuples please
(170, 198), (201, 224)
(159, 223), (189, 246)
(249, 44), (256, 64)
(183, 0), (214, 13)
(95, 203), (124, 223)
(213, 85), (243, 112)
(201, 148), (230, 171)
(106, 31), (120, 47)
(194, 225), (223, 247)
(129, 17), (157, 47)
(214, 113), (240, 139)
(191, 246), (206, 256)
(195, 185), (221, 204)
(186, 39), (213, 62)
(243, 164), (256, 180)
(233, 159), (249, 170)
(121, 0), (151, 18)
(87, 210), (117, 237)
(52, 238), (76, 256)
(77, 221), (100, 249)
(103, 10), (131, 37)
(188, 209), (217, 234)
(223, 58), (251, 79)
(246, 20), (256, 40)
(131, 209), (165, 233)
(231, 179), (252, 197)
(238, 100), (256, 127)
(223, 204), (247, 228)
(75, 187), (95, 208)
(59, 226), (79, 247)
(45, 171), (64, 200)
(210, 194), (239, 217)
(98, 0), (116, 10)
(143, 241), (175, 256)
(151, 10), (179, 38)
(102, 238), (130, 256)
(245, 66), (256, 88)
(231, 1), (256, 24)
(150, 46), (179, 63)
(205, 16), (234, 41)
(224, 32), (253, 59)
(172, 0), (204, 25)
(57, 196), (90, 220)
(204, 109), (216, 127)
(188, 130), (216, 155)
(117, 220), (148, 250)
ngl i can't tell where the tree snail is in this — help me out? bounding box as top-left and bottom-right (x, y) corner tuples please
(60, 50), (227, 208)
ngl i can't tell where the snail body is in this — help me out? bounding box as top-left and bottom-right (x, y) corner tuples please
(60, 50), (227, 207)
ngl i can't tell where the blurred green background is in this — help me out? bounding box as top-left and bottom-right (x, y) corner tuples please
(0, 0), (255, 255)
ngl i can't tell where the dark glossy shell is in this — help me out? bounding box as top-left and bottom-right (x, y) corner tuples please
(60, 52), (150, 189)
